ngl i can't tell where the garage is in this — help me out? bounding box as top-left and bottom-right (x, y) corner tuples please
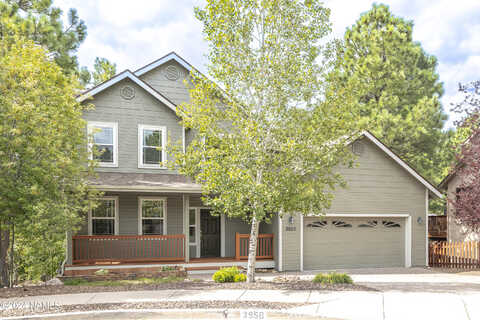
(303, 216), (406, 270)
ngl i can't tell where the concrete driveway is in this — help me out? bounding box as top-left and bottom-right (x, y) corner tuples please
(253, 267), (480, 293)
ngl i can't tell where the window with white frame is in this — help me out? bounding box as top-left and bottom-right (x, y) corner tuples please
(89, 197), (118, 235)
(87, 122), (118, 167)
(189, 208), (197, 245)
(139, 197), (166, 235)
(138, 125), (166, 168)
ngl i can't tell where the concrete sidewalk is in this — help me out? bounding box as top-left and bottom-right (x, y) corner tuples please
(1, 289), (480, 320)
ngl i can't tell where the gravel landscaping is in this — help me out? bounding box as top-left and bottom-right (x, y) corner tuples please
(0, 279), (375, 298)
(0, 300), (310, 318)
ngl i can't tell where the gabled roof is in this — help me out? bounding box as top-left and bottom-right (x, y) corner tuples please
(134, 51), (193, 76)
(360, 131), (443, 198)
(76, 70), (177, 113)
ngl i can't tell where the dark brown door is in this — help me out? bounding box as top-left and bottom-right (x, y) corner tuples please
(200, 209), (220, 257)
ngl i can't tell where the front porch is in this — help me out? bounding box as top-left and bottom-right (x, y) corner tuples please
(70, 233), (274, 265)
(65, 189), (276, 274)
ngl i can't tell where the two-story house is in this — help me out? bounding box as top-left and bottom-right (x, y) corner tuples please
(64, 52), (442, 276)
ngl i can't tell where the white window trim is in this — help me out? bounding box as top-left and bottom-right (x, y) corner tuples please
(138, 196), (167, 235)
(188, 208), (198, 246)
(88, 196), (119, 235)
(138, 124), (167, 169)
(87, 121), (118, 168)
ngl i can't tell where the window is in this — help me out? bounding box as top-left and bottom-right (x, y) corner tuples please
(138, 125), (166, 168)
(382, 220), (401, 228)
(189, 208), (197, 244)
(87, 122), (118, 167)
(306, 220), (328, 228)
(89, 197), (118, 235)
(332, 220), (352, 228)
(138, 197), (166, 235)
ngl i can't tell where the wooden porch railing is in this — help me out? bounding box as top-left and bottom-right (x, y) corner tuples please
(429, 241), (480, 268)
(72, 234), (185, 264)
(235, 233), (274, 260)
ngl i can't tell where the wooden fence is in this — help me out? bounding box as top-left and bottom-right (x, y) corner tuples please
(429, 241), (480, 268)
(235, 233), (274, 260)
(72, 234), (185, 264)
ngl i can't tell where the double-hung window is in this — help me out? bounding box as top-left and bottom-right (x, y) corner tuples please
(138, 197), (167, 235)
(89, 197), (118, 235)
(88, 122), (118, 167)
(138, 125), (166, 168)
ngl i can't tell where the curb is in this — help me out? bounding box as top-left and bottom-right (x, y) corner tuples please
(2, 307), (326, 320)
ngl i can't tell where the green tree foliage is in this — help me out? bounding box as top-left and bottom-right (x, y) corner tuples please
(92, 57), (117, 85)
(329, 4), (449, 184)
(0, 0), (87, 74)
(80, 57), (117, 87)
(175, 0), (360, 282)
(0, 38), (97, 286)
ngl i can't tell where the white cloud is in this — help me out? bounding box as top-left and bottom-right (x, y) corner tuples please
(55, 0), (480, 129)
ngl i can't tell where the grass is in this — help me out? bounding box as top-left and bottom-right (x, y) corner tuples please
(63, 276), (185, 286)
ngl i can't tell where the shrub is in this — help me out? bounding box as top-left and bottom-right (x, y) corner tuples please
(312, 272), (353, 284)
(212, 266), (245, 283)
(234, 273), (247, 282)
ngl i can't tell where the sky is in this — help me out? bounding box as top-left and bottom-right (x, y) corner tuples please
(55, 0), (480, 128)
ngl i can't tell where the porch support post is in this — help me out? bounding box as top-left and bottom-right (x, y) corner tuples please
(65, 231), (72, 266)
(221, 215), (226, 257)
(278, 213), (283, 272)
(183, 195), (190, 262)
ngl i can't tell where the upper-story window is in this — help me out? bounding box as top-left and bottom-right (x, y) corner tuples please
(138, 125), (166, 168)
(87, 121), (118, 167)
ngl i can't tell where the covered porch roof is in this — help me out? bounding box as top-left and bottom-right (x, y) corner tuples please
(89, 172), (202, 193)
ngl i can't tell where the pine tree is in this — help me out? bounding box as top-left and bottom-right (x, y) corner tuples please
(329, 3), (449, 183)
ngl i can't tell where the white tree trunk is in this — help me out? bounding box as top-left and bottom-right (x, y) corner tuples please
(246, 216), (260, 283)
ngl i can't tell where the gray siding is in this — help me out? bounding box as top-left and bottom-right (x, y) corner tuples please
(224, 217), (250, 257)
(83, 78), (183, 174)
(282, 214), (301, 271)
(189, 195), (204, 208)
(282, 138), (429, 269)
(139, 60), (191, 106)
(75, 192), (184, 236)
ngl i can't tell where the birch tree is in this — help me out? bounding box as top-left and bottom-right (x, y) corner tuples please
(174, 0), (360, 282)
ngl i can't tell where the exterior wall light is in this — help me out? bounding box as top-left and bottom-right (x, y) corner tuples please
(288, 215), (294, 225)
(417, 217), (424, 225)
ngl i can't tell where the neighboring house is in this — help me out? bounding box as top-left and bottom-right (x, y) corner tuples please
(63, 52), (443, 276)
(439, 170), (480, 242)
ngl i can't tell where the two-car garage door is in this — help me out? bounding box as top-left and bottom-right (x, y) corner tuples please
(303, 217), (405, 270)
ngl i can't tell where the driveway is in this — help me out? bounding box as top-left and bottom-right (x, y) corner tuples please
(191, 267), (480, 292)
(283, 267), (480, 293)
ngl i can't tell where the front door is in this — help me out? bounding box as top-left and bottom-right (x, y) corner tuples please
(200, 209), (220, 257)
